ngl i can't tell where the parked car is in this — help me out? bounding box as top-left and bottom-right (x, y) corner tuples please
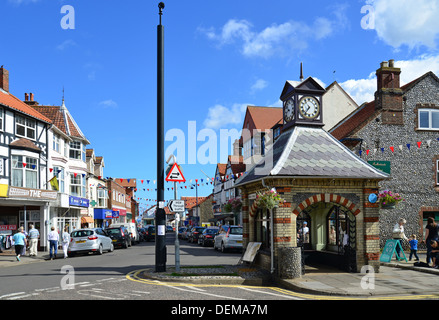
(188, 226), (206, 243)
(178, 227), (186, 239)
(213, 225), (243, 252)
(110, 222), (140, 244)
(145, 225), (156, 242)
(105, 226), (131, 249)
(166, 225), (174, 233)
(68, 228), (114, 257)
(181, 227), (191, 240)
(198, 227), (219, 246)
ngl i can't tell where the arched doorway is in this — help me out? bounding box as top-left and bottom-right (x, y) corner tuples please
(295, 202), (357, 272)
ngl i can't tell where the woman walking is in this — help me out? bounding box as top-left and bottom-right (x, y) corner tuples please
(12, 227), (27, 261)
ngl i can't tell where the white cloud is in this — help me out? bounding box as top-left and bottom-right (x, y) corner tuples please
(199, 7), (348, 58)
(8, 0), (39, 4)
(98, 99), (118, 109)
(56, 39), (77, 51)
(367, 0), (439, 50)
(250, 79), (268, 93)
(340, 55), (439, 105)
(203, 103), (250, 129)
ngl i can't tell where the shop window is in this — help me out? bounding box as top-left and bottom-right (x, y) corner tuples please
(11, 155), (38, 188)
(15, 115), (36, 140)
(297, 210), (311, 250)
(254, 207), (271, 250)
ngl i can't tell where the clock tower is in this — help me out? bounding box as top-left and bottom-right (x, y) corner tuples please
(280, 67), (325, 132)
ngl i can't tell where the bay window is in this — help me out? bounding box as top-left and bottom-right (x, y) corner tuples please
(11, 155), (38, 188)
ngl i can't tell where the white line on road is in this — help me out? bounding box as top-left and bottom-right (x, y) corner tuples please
(237, 287), (303, 300)
(165, 284), (244, 300)
(0, 292), (26, 299)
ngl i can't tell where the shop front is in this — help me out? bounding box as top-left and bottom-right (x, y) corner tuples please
(94, 208), (113, 228)
(0, 185), (57, 251)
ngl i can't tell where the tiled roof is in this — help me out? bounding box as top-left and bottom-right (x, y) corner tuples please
(10, 138), (42, 152)
(0, 90), (52, 123)
(217, 164), (227, 176)
(235, 126), (388, 186)
(31, 104), (87, 141)
(330, 101), (378, 140)
(246, 106), (283, 131)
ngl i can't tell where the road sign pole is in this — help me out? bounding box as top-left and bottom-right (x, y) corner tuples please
(155, 2), (166, 273)
(174, 180), (180, 272)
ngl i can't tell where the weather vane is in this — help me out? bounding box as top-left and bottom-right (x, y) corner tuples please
(158, 2), (165, 25)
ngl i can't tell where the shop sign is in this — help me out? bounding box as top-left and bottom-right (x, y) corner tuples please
(368, 160), (391, 174)
(69, 196), (90, 208)
(112, 210), (120, 218)
(8, 186), (57, 200)
(0, 225), (16, 231)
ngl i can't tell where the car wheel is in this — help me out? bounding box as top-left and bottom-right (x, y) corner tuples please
(124, 240), (128, 249)
(109, 243), (114, 252)
(128, 240), (132, 247)
(97, 244), (103, 255)
(221, 242), (227, 253)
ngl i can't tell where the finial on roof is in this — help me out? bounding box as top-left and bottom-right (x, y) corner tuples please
(300, 62), (304, 82)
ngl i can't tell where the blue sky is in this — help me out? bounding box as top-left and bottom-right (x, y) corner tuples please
(1, 0), (439, 209)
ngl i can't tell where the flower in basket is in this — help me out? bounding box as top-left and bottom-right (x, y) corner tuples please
(223, 197), (242, 213)
(377, 190), (404, 208)
(255, 188), (285, 210)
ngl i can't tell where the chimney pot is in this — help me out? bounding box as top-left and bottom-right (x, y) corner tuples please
(380, 61), (388, 68)
(24, 93), (29, 101)
(30, 93), (34, 101)
(389, 59), (394, 68)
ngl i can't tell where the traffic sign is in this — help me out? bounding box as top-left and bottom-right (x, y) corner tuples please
(165, 163), (186, 182)
(168, 199), (185, 212)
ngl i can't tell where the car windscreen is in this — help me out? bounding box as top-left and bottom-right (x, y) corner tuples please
(229, 227), (243, 235)
(205, 229), (218, 234)
(106, 228), (122, 235)
(195, 227), (205, 232)
(148, 227), (156, 232)
(71, 230), (93, 238)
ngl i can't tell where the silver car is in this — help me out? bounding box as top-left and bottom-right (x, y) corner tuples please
(68, 228), (114, 257)
(213, 225), (243, 252)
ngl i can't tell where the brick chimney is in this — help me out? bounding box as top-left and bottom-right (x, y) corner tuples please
(375, 59), (404, 125)
(23, 92), (39, 106)
(0, 66), (9, 92)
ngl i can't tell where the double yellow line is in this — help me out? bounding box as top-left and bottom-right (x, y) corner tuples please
(126, 269), (439, 301)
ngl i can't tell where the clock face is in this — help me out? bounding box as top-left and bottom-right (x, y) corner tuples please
(284, 98), (295, 122)
(299, 96), (320, 119)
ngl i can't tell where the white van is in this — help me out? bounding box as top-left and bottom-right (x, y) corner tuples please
(110, 222), (140, 244)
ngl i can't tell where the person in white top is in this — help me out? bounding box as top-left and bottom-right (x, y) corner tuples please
(392, 218), (408, 260)
(61, 227), (70, 259)
(48, 226), (59, 260)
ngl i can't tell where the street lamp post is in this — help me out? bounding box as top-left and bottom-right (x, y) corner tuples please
(155, 1), (166, 272)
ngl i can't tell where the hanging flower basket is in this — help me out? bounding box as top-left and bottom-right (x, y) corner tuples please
(378, 190), (404, 209)
(255, 189), (285, 210)
(223, 197), (242, 213)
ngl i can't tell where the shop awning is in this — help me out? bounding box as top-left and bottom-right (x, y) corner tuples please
(81, 216), (94, 224)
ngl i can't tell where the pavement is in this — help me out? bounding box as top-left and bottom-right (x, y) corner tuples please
(1, 247), (439, 299)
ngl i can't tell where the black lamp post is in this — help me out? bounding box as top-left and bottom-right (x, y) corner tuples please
(155, 1), (166, 272)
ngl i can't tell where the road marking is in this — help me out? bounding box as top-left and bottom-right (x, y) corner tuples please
(7, 293), (40, 300)
(237, 287), (303, 300)
(186, 286), (206, 292)
(0, 292), (26, 299)
(165, 284), (244, 300)
(96, 278), (116, 282)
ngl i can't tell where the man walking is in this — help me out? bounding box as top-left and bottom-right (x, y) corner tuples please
(28, 224), (40, 257)
(48, 227), (59, 260)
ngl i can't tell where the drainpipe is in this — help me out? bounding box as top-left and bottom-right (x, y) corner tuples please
(262, 178), (275, 274)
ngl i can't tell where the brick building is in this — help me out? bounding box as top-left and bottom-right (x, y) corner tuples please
(235, 76), (388, 275)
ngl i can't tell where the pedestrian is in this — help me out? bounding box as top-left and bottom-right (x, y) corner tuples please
(61, 227), (70, 259)
(408, 234), (419, 261)
(423, 217), (439, 265)
(392, 218), (408, 260)
(47, 226), (59, 260)
(430, 240), (439, 269)
(12, 227), (27, 262)
(28, 224), (40, 257)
